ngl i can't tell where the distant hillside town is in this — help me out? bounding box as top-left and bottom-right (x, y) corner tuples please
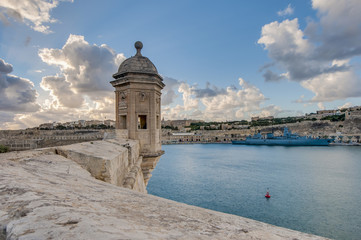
(38, 119), (116, 130)
(0, 105), (360, 152)
(160, 105), (361, 145)
(161, 105), (361, 132)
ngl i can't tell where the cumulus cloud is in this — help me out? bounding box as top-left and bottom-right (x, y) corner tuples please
(311, 0), (361, 60)
(0, 0), (70, 33)
(0, 58), (40, 112)
(252, 105), (284, 118)
(191, 82), (227, 98)
(41, 75), (84, 108)
(262, 69), (286, 82)
(0, 112), (15, 128)
(0, 35), (127, 129)
(317, 102), (325, 110)
(338, 102), (352, 109)
(162, 77), (181, 106)
(278, 4), (294, 16)
(0, 58), (13, 73)
(178, 82), (200, 111)
(201, 78), (266, 120)
(162, 78), (270, 121)
(39, 34), (125, 109)
(300, 62), (361, 102)
(258, 0), (361, 102)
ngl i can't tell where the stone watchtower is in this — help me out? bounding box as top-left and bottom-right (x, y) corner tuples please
(111, 41), (165, 185)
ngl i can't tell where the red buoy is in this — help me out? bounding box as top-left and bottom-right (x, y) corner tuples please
(265, 191), (271, 198)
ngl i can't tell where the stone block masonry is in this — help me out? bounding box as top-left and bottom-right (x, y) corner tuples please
(0, 147), (329, 239)
(55, 138), (146, 193)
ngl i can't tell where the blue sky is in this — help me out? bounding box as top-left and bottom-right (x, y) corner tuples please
(1, 0), (361, 129)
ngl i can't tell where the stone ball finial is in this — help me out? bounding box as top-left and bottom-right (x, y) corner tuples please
(135, 41), (143, 56)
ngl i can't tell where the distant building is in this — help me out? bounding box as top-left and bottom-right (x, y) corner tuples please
(345, 110), (361, 120)
(349, 106), (361, 111)
(78, 120), (86, 127)
(161, 119), (203, 130)
(104, 120), (115, 127)
(251, 116), (274, 121)
(316, 110), (336, 115)
(85, 120), (103, 127)
(39, 123), (54, 129)
(316, 110), (338, 118)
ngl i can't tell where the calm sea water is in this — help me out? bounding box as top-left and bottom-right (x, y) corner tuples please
(147, 144), (361, 240)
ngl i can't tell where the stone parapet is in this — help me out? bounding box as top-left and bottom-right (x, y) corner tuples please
(55, 139), (146, 193)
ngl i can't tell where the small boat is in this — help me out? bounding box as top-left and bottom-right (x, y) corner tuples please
(265, 191), (271, 198)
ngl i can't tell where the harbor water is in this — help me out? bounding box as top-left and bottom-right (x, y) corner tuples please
(147, 144), (361, 240)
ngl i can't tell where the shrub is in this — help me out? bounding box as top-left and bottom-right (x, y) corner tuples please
(0, 145), (9, 153)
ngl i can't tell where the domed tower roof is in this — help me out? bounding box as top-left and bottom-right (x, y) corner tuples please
(113, 41), (161, 79)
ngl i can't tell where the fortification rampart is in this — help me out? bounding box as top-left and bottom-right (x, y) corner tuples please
(0, 141), (328, 239)
(0, 129), (114, 151)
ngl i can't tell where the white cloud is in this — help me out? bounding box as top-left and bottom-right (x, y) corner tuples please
(317, 102), (325, 110)
(162, 77), (181, 106)
(162, 77), (272, 121)
(40, 75), (84, 108)
(0, 35), (126, 129)
(258, 0), (361, 103)
(0, 58), (40, 112)
(0, 0), (70, 33)
(301, 64), (361, 102)
(178, 82), (200, 111)
(311, 0), (361, 60)
(258, 105), (282, 117)
(338, 102), (352, 109)
(201, 78), (266, 120)
(277, 4), (294, 16)
(258, 19), (317, 82)
(39, 34), (125, 108)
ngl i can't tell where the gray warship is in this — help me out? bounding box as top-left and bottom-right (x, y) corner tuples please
(232, 127), (332, 146)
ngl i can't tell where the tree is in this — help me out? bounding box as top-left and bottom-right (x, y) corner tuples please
(55, 125), (66, 130)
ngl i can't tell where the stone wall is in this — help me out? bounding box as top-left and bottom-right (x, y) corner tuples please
(0, 148), (328, 240)
(0, 129), (113, 151)
(54, 139), (145, 193)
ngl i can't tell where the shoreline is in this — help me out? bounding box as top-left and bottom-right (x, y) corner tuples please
(162, 141), (361, 146)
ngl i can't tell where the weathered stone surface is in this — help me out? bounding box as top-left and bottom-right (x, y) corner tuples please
(0, 150), (328, 240)
(55, 139), (146, 193)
